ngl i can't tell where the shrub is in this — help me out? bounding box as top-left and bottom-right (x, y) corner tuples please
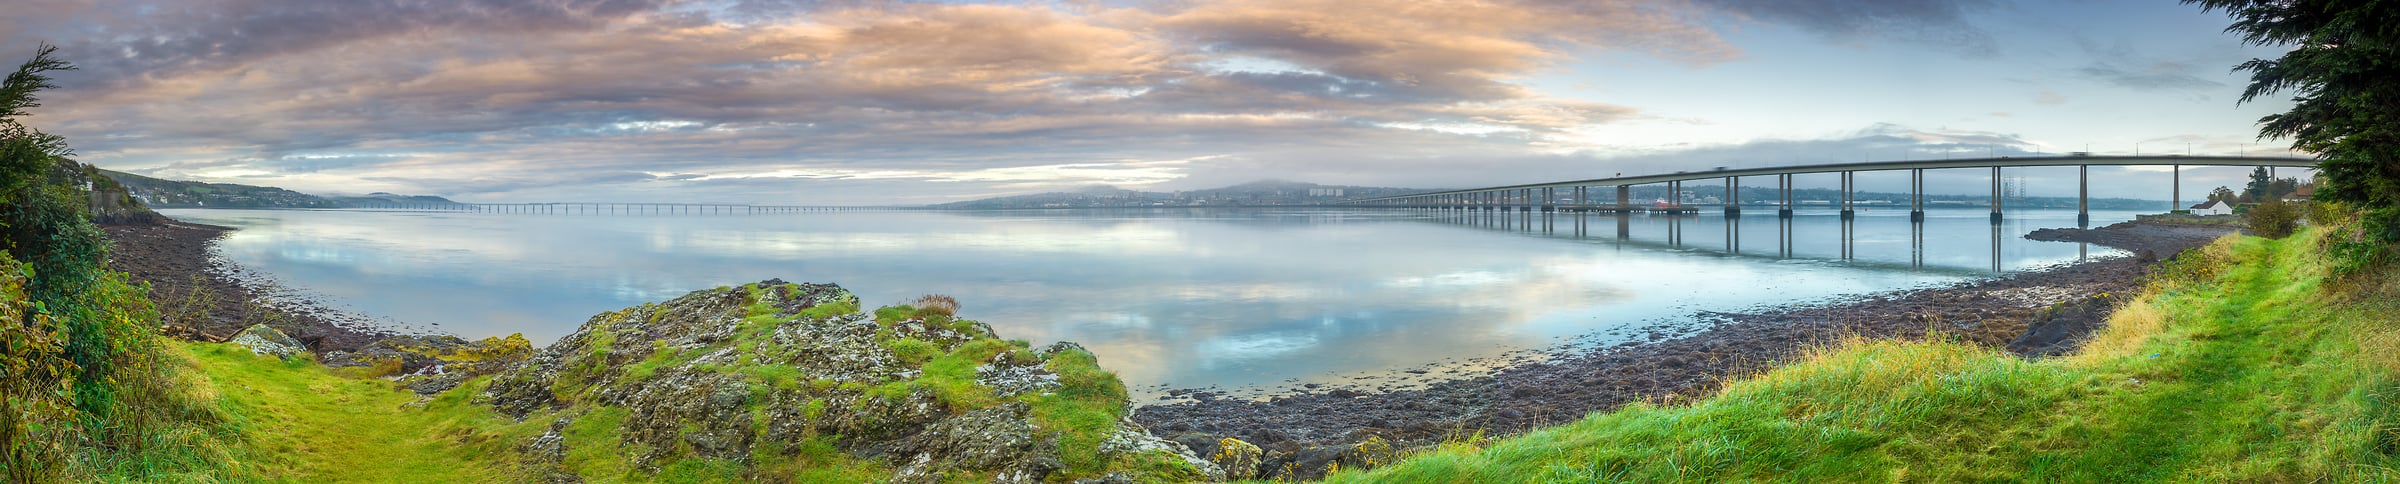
(0, 255), (72, 483)
(2306, 201), (2350, 227)
(911, 294), (959, 317)
(2245, 199), (2302, 239)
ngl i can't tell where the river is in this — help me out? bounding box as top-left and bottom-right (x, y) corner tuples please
(159, 207), (2131, 395)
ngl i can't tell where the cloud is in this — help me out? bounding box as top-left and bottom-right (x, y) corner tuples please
(1688, 0), (2001, 56)
(2066, 34), (2228, 92)
(2033, 90), (2065, 105)
(0, 0), (1755, 201)
(2074, 63), (2225, 91)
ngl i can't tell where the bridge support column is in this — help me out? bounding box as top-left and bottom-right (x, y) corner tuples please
(1723, 176), (1740, 216)
(1990, 166), (2003, 224)
(1909, 168), (1924, 222)
(1541, 187), (1554, 212)
(2172, 164), (2181, 213)
(2078, 165), (2089, 227)
(1616, 185), (1629, 212)
(1777, 174), (1793, 219)
(1839, 171), (1855, 220)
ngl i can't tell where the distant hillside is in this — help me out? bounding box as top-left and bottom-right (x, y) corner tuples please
(326, 193), (468, 208)
(99, 170), (343, 208)
(98, 170), (463, 209)
(930, 180), (1441, 209)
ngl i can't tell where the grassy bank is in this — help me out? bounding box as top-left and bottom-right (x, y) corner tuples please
(181, 342), (532, 482)
(1326, 222), (2400, 481)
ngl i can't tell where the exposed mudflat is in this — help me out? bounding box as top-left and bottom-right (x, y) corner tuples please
(103, 220), (393, 352)
(1133, 220), (2236, 479)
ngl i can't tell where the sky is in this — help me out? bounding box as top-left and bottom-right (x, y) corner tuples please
(2, 0), (2308, 204)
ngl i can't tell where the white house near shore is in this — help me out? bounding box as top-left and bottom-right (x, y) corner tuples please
(2190, 200), (2235, 216)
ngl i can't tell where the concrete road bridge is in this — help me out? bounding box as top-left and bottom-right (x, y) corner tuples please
(1346, 155), (2319, 225)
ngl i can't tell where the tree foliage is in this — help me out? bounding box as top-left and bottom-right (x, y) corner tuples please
(2189, 0), (2400, 242)
(0, 43), (233, 481)
(0, 44), (70, 198)
(2244, 167), (2273, 201)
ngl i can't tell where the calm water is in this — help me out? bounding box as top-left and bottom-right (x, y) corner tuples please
(159, 207), (2129, 395)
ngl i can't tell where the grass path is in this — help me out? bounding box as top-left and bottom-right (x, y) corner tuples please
(185, 342), (528, 483)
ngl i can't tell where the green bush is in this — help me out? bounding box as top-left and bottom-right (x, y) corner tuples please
(2305, 200), (2348, 227)
(2245, 199), (2302, 239)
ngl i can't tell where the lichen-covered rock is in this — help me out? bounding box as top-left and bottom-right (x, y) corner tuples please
(478, 280), (1218, 482)
(1211, 437), (1263, 480)
(887, 403), (1060, 483)
(231, 324), (305, 360)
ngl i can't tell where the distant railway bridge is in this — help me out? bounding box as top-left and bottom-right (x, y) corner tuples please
(1345, 155), (2318, 225)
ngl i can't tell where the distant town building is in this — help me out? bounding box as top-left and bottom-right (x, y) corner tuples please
(1307, 188), (1345, 197)
(2190, 200), (2234, 216)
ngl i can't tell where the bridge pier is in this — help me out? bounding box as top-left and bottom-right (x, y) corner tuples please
(1776, 173), (1793, 219)
(2078, 165), (2089, 227)
(1838, 170), (1855, 220)
(2172, 164), (2181, 213)
(1909, 168), (1924, 222)
(1723, 176), (1740, 216)
(1990, 166), (2004, 224)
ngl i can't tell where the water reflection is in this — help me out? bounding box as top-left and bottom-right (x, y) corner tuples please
(162, 207), (2116, 397)
(1418, 208), (2110, 273)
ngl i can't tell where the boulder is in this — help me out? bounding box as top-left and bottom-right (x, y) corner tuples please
(1211, 437), (1263, 480)
(230, 324), (305, 360)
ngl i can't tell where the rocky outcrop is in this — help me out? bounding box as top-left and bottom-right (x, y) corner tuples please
(230, 324), (305, 360)
(2009, 293), (2122, 357)
(478, 280), (1219, 482)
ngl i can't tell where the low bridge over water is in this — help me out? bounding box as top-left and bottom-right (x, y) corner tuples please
(341, 202), (893, 214)
(1348, 155), (2318, 226)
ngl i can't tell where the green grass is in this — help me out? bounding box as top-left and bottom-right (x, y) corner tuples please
(1027, 345), (1140, 476)
(184, 342), (535, 483)
(1326, 226), (2400, 482)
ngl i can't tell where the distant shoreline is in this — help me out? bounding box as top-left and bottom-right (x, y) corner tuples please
(103, 218), (399, 352)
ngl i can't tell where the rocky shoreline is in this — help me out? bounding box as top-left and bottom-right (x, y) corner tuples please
(102, 219), (393, 352)
(1131, 220), (2237, 480)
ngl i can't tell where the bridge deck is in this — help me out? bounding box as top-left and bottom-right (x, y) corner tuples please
(1355, 155), (2315, 202)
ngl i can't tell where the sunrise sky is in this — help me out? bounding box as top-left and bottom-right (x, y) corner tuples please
(2, 0), (2303, 204)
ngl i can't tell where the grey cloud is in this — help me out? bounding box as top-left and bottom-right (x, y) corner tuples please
(16, 1), (1729, 202)
(24, 0), (672, 85)
(2075, 63), (2224, 91)
(2065, 35), (2227, 92)
(1689, 0), (2001, 57)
